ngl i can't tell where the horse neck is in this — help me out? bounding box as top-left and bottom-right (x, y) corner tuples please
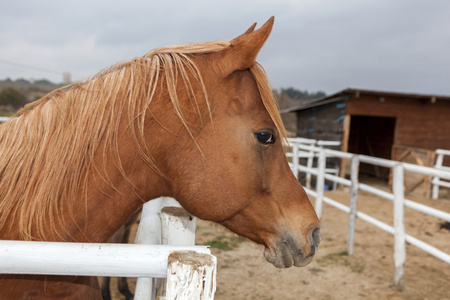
(1, 69), (193, 243)
(66, 120), (172, 243)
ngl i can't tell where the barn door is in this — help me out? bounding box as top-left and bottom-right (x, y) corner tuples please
(348, 115), (396, 180)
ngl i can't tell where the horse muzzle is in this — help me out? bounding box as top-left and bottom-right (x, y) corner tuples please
(264, 226), (322, 268)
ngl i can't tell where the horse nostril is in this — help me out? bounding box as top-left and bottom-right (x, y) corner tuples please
(310, 226), (322, 249)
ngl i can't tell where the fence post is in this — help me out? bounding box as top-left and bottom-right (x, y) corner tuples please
(432, 152), (444, 199)
(134, 198), (163, 300)
(292, 143), (299, 179)
(315, 149), (326, 219)
(155, 206), (197, 299)
(393, 164), (406, 288)
(161, 197), (182, 208)
(347, 155), (359, 255)
(166, 251), (217, 300)
(305, 146), (314, 188)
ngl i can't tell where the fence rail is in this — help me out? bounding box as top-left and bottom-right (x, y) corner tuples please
(432, 149), (450, 199)
(0, 198), (217, 300)
(0, 241), (209, 278)
(287, 138), (450, 287)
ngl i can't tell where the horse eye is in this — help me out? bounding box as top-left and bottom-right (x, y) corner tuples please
(255, 131), (275, 145)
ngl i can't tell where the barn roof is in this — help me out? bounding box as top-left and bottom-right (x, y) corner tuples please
(280, 88), (450, 113)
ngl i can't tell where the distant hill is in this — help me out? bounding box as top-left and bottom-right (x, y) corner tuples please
(0, 78), (64, 114)
(0, 78), (63, 96)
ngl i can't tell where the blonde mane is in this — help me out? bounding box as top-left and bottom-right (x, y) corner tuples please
(0, 41), (286, 241)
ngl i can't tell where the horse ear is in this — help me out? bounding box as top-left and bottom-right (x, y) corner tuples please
(244, 22), (257, 34)
(219, 17), (274, 75)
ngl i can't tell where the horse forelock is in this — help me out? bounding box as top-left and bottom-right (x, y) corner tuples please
(249, 63), (287, 144)
(0, 39), (285, 241)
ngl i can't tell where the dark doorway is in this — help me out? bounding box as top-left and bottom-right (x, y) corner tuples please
(348, 115), (396, 180)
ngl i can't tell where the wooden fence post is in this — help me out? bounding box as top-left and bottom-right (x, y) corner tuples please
(393, 164), (406, 288)
(292, 143), (299, 179)
(347, 155), (359, 255)
(134, 198), (162, 300)
(156, 206), (197, 299)
(305, 146), (314, 188)
(166, 251), (217, 300)
(315, 149), (326, 219)
(160, 206), (196, 246)
(432, 152), (444, 199)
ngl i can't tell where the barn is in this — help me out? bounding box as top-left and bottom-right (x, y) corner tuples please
(282, 88), (450, 181)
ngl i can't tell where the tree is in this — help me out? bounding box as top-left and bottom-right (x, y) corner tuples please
(281, 87), (326, 100)
(0, 87), (27, 109)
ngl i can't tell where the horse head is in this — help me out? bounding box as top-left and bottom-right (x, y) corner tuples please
(155, 17), (321, 268)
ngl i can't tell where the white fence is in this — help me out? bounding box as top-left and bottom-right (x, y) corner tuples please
(432, 149), (450, 199)
(286, 137), (341, 190)
(0, 197), (217, 300)
(287, 138), (450, 287)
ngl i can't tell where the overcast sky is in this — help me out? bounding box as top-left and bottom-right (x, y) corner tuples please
(1, 0), (449, 96)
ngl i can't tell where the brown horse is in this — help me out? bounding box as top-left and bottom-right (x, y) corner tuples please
(0, 17), (320, 299)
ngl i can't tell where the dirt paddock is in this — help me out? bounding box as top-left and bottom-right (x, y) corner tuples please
(108, 186), (450, 300)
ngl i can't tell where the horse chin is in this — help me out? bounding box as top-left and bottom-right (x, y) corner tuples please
(263, 239), (316, 268)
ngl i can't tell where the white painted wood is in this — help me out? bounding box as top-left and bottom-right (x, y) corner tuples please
(358, 153), (450, 180)
(304, 188), (450, 264)
(402, 197), (450, 222)
(297, 142), (450, 221)
(134, 200), (203, 300)
(135, 199), (162, 245)
(134, 199), (163, 300)
(393, 164), (406, 288)
(299, 141), (450, 272)
(361, 152), (450, 178)
(433, 178), (450, 188)
(287, 137), (316, 146)
(287, 139), (341, 190)
(166, 251), (217, 300)
(433, 152), (445, 199)
(305, 145), (314, 188)
(346, 155), (359, 255)
(292, 144), (299, 179)
(135, 277), (154, 300)
(404, 234), (450, 263)
(0, 241), (210, 277)
(324, 172), (348, 186)
(160, 207), (196, 246)
(435, 151), (445, 168)
(357, 154), (396, 168)
(156, 207), (197, 299)
(314, 149), (326, 219)
(317, 140), (341, 147)
(161, 197), (181, 208)
(290, 139), (317, 188)
(403, 161), (450, 180)
(436, 149), (450, 156)
(358, 183), (450, 222)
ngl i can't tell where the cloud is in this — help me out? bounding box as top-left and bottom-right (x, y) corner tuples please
(1, 0), (449, 95)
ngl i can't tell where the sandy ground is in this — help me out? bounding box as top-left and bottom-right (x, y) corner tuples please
(107, 185), (450, 300)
